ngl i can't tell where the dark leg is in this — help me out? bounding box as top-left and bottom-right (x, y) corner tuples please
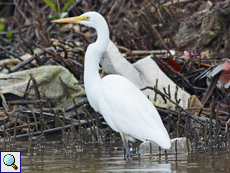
(120, 131), (131, 161)
(122, 138), (131, 160)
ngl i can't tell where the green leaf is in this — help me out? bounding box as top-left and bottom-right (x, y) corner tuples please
(60, 12), (68, 19)
(0, 23), (5, 31)
(57, 0), (60, 14)
(43, 0), (57, 13)
(48, 15), (59, 20)
(62, 0), (75, 12)
(6, 30), (13, 38)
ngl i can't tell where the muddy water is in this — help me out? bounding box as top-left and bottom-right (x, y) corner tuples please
(1, 137), (230, 173)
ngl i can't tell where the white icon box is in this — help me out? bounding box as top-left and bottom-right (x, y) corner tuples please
(0, 151), (21, 173)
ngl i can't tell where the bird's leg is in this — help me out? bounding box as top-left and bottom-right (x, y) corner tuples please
(120, 132), (131, 160)
(123, 139), (132, 160)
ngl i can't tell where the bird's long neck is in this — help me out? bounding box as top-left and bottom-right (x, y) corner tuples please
(83, 18), (109, 110)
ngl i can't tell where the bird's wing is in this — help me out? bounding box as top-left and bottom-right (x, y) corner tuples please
(95, 74), (170, 149)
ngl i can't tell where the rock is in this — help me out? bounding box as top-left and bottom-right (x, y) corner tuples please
(139, 137), (191, 154)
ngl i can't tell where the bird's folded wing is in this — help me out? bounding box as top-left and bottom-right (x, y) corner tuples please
(95, 74), (170, 148)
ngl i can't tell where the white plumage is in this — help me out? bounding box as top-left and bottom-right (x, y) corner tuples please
(53, 11), (171, 159)
(96, 75), (170, 148)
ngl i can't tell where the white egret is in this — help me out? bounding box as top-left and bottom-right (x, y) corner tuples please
(53, 12), (171, 159)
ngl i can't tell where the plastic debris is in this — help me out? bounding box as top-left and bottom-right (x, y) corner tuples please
(101, 40), (192, 109)
(0, 66), (85, 100)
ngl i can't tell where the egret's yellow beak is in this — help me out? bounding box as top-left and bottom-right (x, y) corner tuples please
(52, 16), (89, 23)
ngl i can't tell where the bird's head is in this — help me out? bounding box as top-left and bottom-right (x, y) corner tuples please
(52, 11), (103, 29)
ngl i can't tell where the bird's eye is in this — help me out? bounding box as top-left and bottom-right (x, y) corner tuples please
(86, 16), (90, 20)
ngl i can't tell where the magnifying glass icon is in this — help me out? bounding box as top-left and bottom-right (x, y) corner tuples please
(3, 154), (18, 170)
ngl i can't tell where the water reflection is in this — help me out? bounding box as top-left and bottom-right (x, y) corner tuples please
(108, 164), (171, 172)
(0, 138), (229, 172)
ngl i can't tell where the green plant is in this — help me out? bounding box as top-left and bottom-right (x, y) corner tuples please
(43, 0), (75, 19)
(0, 23), (4, 31)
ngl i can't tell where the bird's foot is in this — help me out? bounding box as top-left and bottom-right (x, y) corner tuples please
(125, 154), (132, 165)
(125, 151), (132, 162)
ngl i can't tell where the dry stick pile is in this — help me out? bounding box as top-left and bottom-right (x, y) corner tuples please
(0, 0), (230, 153)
